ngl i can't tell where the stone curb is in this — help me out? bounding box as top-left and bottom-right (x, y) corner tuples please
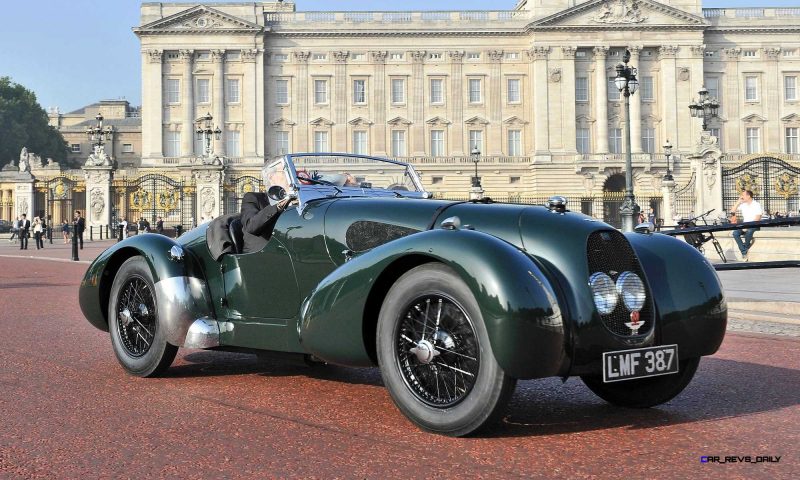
(728, 300), (800, 317)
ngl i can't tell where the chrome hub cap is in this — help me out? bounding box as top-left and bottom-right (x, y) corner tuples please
(409, 339), (440, 364)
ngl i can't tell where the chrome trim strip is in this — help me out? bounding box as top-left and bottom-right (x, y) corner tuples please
(154, 276), (215, 347)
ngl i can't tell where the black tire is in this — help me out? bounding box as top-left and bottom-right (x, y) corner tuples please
(712, 238), (727, 263)
(580, 357), (700, 408)
(376, 263), (516, 437)
(108, 256), (177, 377)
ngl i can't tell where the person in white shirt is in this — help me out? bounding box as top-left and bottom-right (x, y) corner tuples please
(731, 190), (763, 261)
(121, 218), (128, 239)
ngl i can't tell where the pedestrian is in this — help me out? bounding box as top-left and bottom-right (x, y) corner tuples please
(18, 213), (30, 250)
(144, 217), (151, 232)
(74, 210), (85, 249)
(9, 216), (19, 243)
(138, 217), (147, 235)
(46, 214), (53, 244)
(647, 208), (656, 224)
(637, 211), (646, 225)
(121, 217), (129, 239)
(61, 220), (70, 243)
(731, 190), (763, 262)
(32, 216), (44, 249)
(156, 216), (164, 235)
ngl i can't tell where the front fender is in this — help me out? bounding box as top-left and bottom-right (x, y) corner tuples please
(626, 232), (727, 358)
(78, 234), (215, 347)
(300, 228), (565, 378)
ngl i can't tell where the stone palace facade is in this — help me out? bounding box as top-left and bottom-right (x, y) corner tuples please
(4, 0), (800, 229)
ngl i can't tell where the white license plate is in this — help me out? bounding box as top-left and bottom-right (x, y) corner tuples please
(602, 345), (679, 383)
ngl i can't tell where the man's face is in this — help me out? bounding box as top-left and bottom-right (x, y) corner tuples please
(741, 192), (752, 202)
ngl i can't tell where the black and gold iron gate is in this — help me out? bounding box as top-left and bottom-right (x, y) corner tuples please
(223, 175), (263, 216)
(33, 175), (86, 226)
(673, 172), (696, 220)
(111, 174), (195, 233)
(722, 157), (800, 215)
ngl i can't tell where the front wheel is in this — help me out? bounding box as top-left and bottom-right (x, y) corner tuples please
(376, 263), (516, 437)
(580, 357), (700, 408)
(108, 256), (177, 377)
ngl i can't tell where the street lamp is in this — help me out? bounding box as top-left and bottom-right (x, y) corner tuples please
(663, 139), (674, 182)
(195, 112), (222, 160)
(688, 87), (720, 131)
(614, 49), (640, 232)
(85, 113), (113, 154)
(470, 147), (481, 188)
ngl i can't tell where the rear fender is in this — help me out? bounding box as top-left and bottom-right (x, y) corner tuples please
(299, 228), (565, 378)
(78, 234), (215, 347)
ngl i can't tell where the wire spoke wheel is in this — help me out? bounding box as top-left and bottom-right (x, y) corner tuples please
(116, 275), (157, 358)
(395, 294), (480, 408)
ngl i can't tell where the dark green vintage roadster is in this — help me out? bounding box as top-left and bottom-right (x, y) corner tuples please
(79, 153), (727, 436)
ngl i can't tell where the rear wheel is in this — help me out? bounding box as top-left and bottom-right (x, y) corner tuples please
(376, 263), (516, 437)
(108, 256), (177, 377)
(580, 357), (700, 408)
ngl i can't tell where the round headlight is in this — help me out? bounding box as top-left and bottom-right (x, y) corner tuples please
(616, 271), (646, 312)
(589, 272), (618, 315)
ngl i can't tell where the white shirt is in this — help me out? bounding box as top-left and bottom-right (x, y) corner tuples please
(740, 200), (763, 222)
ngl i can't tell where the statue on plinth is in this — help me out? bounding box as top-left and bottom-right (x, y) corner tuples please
(85, 144), (112, 167)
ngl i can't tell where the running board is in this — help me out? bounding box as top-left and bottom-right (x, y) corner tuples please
(715, 260), (800, 271)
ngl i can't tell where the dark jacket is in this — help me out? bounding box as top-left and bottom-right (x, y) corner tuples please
(156, 220), (164, 233)
(75, 217), (85, 234)
(240, 192), (284, 253)
(19, 219), (30, 236)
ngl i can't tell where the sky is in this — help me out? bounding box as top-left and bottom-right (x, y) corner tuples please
(1, 0), (798, 113)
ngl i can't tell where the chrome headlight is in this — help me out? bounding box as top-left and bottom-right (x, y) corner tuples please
(589, 272), (618, 315)
(615, 271), (646, 312)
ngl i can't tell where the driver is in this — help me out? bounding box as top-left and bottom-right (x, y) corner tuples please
(240, 161), (293, 246)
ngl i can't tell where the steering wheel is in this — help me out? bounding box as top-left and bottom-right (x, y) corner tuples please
(267, 185), (297, 207)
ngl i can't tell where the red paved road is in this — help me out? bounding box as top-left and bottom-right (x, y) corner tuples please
(0, 256), (797, 479)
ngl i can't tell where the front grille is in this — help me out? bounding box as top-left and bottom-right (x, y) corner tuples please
(587, 230), (654, 337)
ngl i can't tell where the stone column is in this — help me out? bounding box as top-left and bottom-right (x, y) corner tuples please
(488, 50), (504, 155)
(180, 49), (195, 158)
(449, 51), (465, 155)
(372, 51), (388, 156)
(722, 48), (742, 152)
(333, 51), (349, 152)
(531, 46), (550, 155)
(661, 179), (676, 226)
(689, 132), (724, 216)
(143, 49), (163, 160)
(764, 47), (782, 151)
(212, 49), (226, 157)
(294, 52), (311, 152)
(689, 45), (707, 147)
(194, 167), (224, 220)
(629, 46), (643, 154)
(410, 51), (426, 156)
(593, 46), (609, 154)
(15, 181), (34, 219)
(242, 49), (259, 158)
(255, 50), (265, 159)
(659, 46), (680, 152)
(561, 46), (578, 153)
(83, 166), (113, 229)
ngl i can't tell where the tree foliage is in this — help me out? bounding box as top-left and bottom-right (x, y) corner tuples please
(0, 76), (68, 166)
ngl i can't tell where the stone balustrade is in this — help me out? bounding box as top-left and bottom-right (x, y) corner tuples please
(264, 10), (531, 25)
(703, 7), (800, 19)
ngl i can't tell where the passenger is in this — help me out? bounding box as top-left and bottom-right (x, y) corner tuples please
(240, 161), (294, 244)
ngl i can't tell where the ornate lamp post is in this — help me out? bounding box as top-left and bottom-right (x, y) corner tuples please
(469, 147), (484, 201)
(663, 139), (674, 182)
(195, 112), (222, 164)
(688, 87), (720, 131)
(614, 49), (640, 232)
(85, 113), (113, 160)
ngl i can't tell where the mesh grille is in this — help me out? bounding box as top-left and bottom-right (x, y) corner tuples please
(587, 230), (654, 337)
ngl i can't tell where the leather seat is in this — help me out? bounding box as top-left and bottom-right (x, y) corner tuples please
(229, 217), (244, 254)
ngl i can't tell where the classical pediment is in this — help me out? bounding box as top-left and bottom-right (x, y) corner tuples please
(503, 116), (529, 126)
(348, 117), (374, 126)
(426, 116), (451, 126)
(271, 117), (296, 127)
(742, 113), (767, 123)
(465, 116), (489, 126)
(388, 116), (412, 126)
(529, 0), (707, 31)
(781, 113), (800, 123)
(310, 117), (334, 126)
(135, 5), (264, 35)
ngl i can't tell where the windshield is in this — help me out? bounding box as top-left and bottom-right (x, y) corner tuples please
(287, 154), (423, 193)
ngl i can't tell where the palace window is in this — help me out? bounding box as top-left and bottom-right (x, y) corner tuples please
(642, 128), (656, 153)
(469, 130), (483, 153)
(508, 129), (522, 156)
(391, 130), (406, 157)
(745, 76), (759, 101)
(353, 79), (367, 105)
(576, 128), (590, 154)
(276, 79), (289, 104)
(469, 79), (482, 103)
(391, 79), (405, 104)
(706, 77), (720, 100)
(575, 77), (588, 102)
(166, 79), (180, 104)
(122, 144), (134, 153)
(272, 53), (288, 62)
(430, 130), (445, 156)
(746, 127), (761, 153)
(509, 176), (521, 184)
(507, 78), (521, 104)
(226, 79), (240, 104)
(607, 78), (621, 101)
(165, 132), (181, 157)
(351, 53), (366, 61)
(197, 79), (210, 104)
(467, 52), (480, 60)
(429, 53), (442, 60)
(226, 131), (240, 157)
(743, 50), (757, 57)
(641, 76), (654, 101)
(786, 127), (799, 154)
(430, 79), (444, 104)
(431, 176), (443, 185)
(226, 51), (241, 61)
(314, 131), (329, 152)
(390, 53), (404, 61)
(70, 144), (81, 153)
(505, 52), (519, 60)
(609, 128), (623, 154)
(785, 76), (797, 101)
(709, 128), (722, 150)
(314, 79), (328, 104)
(312, 53), (327, 61)
(276, 131), (289, 155)
(353, 130), (368, 155)
(784, 49), (797, 57)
